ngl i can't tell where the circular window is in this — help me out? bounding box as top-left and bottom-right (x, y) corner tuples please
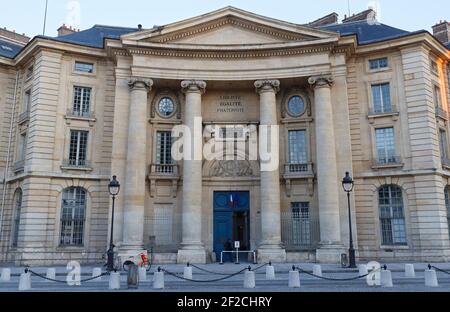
(287, 96), (306, 117)
(158, 97), (175, 117)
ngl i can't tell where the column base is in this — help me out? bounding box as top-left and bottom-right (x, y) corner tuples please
(257, 245), (287, 263)
(177, 246), (207, 264)
(316, 244), (346, 264)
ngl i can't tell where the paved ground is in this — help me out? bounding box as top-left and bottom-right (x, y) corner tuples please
(1, 262), (450, 292)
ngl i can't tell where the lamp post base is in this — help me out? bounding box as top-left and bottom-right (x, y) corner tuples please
(348, 248), (357, 268)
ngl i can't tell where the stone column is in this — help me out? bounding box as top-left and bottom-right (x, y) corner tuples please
(120, 78), (153, 259)
(255, 80), (286, 263)
(308, 76), (344, 263)
(177, 80), (207, 264)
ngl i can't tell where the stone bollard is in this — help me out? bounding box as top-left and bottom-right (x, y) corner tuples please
(380, 269), (393, 288)
(184, 263), (193, 280)
(244, 266), (256, 289)
(358, 264), (368, 277)
(405, 264), (415, 278)
(288, 266), (300, 288)
(153, 268), (165, 289)
(109, 271), (121, 290)
(139, 267), (147, 282)
(92, 268), (102, 281)
(46, 268), (56, 280)
(424, 268), (439, 287)
(18, 272), (31, 291)
(1, 268), (11, 282)
(313, 265), (322, 277)
(266, 263), (275, 280)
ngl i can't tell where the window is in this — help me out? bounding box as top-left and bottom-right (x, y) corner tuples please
(371, 83), (392, 113)
(288, 130), (307, 164)
(74, 62), (94, 73)
(434, 86), (442, 108)
(287, 96), (306, 117)
(12, 189), (23, 247)
(23, 90), (31, 113)
(60, 187), (86, 246)
(72, 86), (91, 117)
(291, 202), (311, 246)
(156, 131), (173, 165)
(375, 127), (396, 164)
(26, 65), (33, 79)
(369, 57), (388, 70)
(69, 130), (89, 167)
(439, 129), (448, 160)
(431, 60), (438, 75)
(158, 97), (175, 117)
(379, 185), (407, 245)
(445, 187), (450, 238)
(17, 133), (27, 162)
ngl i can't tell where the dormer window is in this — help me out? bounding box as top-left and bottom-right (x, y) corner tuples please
(369, 57), (388, 70)
(74, 61), (94, 74)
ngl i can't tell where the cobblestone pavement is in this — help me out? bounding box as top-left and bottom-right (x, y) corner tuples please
(1, 263), (450, 292)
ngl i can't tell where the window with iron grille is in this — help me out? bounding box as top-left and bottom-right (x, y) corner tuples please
(23, 89), (31, 113)
(379, 185), (407, 245)
(434, 86), (442, 108)
(291, 202), (311, 246)
(375, 127), (396, 164)
(439, 129), (448, 160)
(445, 186), (450, 239)
(288, 130), (307, 164)
(72, 86), (91, 117)
(369, 57), (388, 70)
(74, 62), (94, 73)
(60, 187), (86, 246)
(12, 189), (23, 247)
(156, 131), (173, 165)
(69, 130), (88, 167)
(17, 133), (27, 162)
(371, 83), (392, 114)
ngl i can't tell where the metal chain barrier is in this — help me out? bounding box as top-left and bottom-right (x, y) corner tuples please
(189, 263), (269, 276)
(429, 264), (450, 275)
(160, 266), (250, 283)
(25, 268), (110, 284)
(295, 265), (381, 281)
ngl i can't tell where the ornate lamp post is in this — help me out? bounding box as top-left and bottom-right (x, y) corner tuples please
(106, 176), (120, 272)
(342, 172), (356, 268)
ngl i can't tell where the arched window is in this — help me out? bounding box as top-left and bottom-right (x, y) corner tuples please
(60, 187), (86, 246)
(12, 188), (23, 247)
(379, 185), (407, 245)
(445, 186), (450, 238)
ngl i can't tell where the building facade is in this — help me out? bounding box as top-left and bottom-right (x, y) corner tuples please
(1, 7), (450, 265)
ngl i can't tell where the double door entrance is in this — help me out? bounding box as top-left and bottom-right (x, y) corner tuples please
(213, 191), (250, 260)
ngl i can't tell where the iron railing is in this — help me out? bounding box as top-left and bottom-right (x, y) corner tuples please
(13, 160), (25, 173)
(372, 156), (403, 167)
(368, 104), (398, 116)
(284, 163), (314, 176)
(18, 111), (30, 124)
(62, 159), (92, 169)
(436, 106), (448, 120)
(281, 212), (320, 250)
(66, 109), (94, 119)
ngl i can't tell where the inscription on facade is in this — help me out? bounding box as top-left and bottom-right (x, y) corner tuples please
(217, 95), (244, 113)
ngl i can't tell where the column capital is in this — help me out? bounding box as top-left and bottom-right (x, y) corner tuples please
(128, 77), (154, 91)
(308, 76), (334, 89)
(181, 80), (207, 94)
(254, 80), (280, 94)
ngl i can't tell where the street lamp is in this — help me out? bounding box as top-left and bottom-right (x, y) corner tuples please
(342, 172), (356, 268)
(106, 176), (120, 272)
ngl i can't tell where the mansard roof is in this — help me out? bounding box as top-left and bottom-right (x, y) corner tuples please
(0, 38), (23, 58)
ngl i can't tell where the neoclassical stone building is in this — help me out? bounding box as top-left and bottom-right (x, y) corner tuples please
(1, 7), (450, 265)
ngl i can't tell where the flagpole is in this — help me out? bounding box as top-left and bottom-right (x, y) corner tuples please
(43, 0), (49, 35)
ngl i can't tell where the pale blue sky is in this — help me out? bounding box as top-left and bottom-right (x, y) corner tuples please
(1, 0), (449, 38)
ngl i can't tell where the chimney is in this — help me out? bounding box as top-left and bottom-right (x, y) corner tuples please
(0, 27), (30, 45)
(342, 9), (376, 23)
(308, 13), (339, 27)
(57, 24), (78, 37)
(432, 21), (450, 45)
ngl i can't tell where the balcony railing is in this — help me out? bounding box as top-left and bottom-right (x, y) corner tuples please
(150, 164), (179, 176)
(18, 111), (30, 124)
(284, 163), (314, 177)
(66, 109), (95, 119)
(368, 105), (398, 117)
(442, 158), (450, 169)
(436, 106), (448, 120)
(372, 156), (403, 168)
(13, 160), (25, 173)
(61, 159), (92, 169)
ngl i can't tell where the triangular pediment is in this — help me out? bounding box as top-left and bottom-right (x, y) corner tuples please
(121, 7), (339, 46)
